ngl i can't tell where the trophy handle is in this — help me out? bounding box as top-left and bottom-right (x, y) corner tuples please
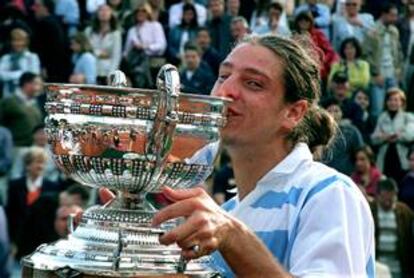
(145, 64), (180, 188)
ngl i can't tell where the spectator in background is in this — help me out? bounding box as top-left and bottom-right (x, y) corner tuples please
(322, 98), (364, 176)
(250, 0), (292, 34)
(0, 127), (13, 206)
(353, 88), (377, 144)
(61, 184), (91, 208)
(207, 0), (232, 58)
(54, 0), (80, 37)
(107, 0), (132, 33)
(31, 0), (71, 83)
(0, 206), (10, 277)
(0, 28), (40, 98)
(168, 0), (207, 29)
(5, 147), (60, 259)
(212, 150), (236, 205)
(351, 145), (382, 198)
(84, 4), (122, 85)
(167, 3), (199, 66)
(148, 0), (169, 31)
(293, 12), (338, 82)
(230, 16), (250, 43)
(397, 1), (414, 61)
(226, 0), (240, 17)
(54, 204), (82, 238)
(371, 88), (414, 185)
(123, 3), (166, 88)
(252, 2), (291, 37)
(179, 43), (215, 95)
(294, 0), (331, 40)
(69, 32), (97, 84)
(332, 0), (375, 51)
(328, 37), (370, 97)
(0, 72), (43, 179)
(196, 27), (222, 77)
(399, 148), (414, 210)
(326, 71), (364, 129)
(365, 3), (404, 119)
(370, 178), (414, 278)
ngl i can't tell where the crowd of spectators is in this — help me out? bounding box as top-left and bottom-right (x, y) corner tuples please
(0, 0), (414, 277)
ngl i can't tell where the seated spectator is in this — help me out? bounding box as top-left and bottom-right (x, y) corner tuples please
(167, 3), (199, 66)
(0, 127), (13, 205)
(365, 3), (404, 118)
(84, 4), (122, 85)
(399, 148), (414, 210)
(196, 27), (222, 77)
(351, 145), (382, 198)
(371, 88), (414, 184)
(0, 72), (43, 179)
(230, 16), (250, 44)
(250, 0), (291, 34)
(54, 0), (80, 37)
(294, 0), (331, 39)
(59, 184), (91, 208)
(252, 2), (291, 37)
(123, 2), (167, 88)
(179, 43), (215, 95)
(353, 88), (377, 144)
(31, 0), (71, 83)
(207, 0), (232, 58)
(370, 178), (414, 277)
(5, 147), (60, 259)
(325, 71), (364, 129)
(328, 37), (370, 96)
(322, 98), (364, 176)
(293, 11), (338, 82)
(69, 32), (97, 84)
(168, 0), (207, 29)
(332, 0), (375, 51)
(0, 28), (40, 98)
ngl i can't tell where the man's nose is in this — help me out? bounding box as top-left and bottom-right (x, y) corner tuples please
(213, 76), (240, 100)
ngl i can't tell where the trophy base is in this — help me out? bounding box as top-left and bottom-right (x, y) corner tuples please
(22, 200), (221, 277)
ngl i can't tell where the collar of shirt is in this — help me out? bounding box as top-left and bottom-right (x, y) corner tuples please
(26, 176), (43, 192)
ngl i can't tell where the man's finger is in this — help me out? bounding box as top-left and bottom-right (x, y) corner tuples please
(152, 198), (200, 227)
(99, 187), (116, 204)
(159, 214), (200, 245)
(161, 186), (205, 202)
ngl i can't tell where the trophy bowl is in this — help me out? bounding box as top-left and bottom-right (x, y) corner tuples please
(22, 66), (230, 277)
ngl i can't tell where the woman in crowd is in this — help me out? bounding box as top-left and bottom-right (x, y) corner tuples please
(353, 88), (377, 144)
(84, 4), (122, 85)
(292, 11), (338, 83)
(371, 88), (414, 184)
(351, 145), (382, 198)
(0, 28), (40, 98)
(328, 37), (370, 97)
(69, 32), (97, 84)
(167, 3), (199, 65)
(123, 2), (166, 88)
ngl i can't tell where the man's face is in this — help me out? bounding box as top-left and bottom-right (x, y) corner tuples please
(345, 0), (360, 16)
(27, 157), (46, 178)
(227, 0), (239, 15)
(212, 43), (291, 147)
(184, 50), (200, 70)
(231, 21), (248, 41)
(332, 81), (349, 102)
(23, 76), (43, 98)
(11, 37), (27, 52)
(209, 0), (224, 18)
(197, 30), (211, 49)
(33, 129), (48, 147)
(326, 104), (343, 122)
(54, 205), (82, 238)
(384, 8), (399, 25)
(378, 190), (396, 211)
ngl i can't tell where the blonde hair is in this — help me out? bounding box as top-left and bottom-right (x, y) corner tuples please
(24, 146), (48, 167)
(385, 87), (406, 110)
(10, 28), (29, 46)
(135, 2), (154, 21)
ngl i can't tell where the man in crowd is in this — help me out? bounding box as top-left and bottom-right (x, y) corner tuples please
(207, 0), (232, 58)
(179, 43), (215, 95)
(370, 178), (414, 277)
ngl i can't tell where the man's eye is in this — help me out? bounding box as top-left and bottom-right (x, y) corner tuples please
(246, 80), (262, 89)
(217, 75), (229, 82)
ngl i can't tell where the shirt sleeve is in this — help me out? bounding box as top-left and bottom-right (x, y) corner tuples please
(288, 178), (375, 278)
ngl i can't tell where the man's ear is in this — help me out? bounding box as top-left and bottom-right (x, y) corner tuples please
(282, 100), (308, 130)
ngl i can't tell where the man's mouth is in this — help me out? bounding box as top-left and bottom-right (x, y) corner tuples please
(227, 107), (241, 117)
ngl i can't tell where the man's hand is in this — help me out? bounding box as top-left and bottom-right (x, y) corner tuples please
(152, 186), (235, 260)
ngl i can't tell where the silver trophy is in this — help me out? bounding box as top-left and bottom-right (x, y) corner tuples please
(22, 65), (229, 277)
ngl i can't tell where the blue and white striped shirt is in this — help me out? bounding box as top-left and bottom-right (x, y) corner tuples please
(211, 143), (375, 278)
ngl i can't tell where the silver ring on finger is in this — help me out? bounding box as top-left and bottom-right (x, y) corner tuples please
(191, 244), (201, 255)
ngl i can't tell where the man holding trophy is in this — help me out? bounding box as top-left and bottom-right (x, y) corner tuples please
(23, 35), (374, 278)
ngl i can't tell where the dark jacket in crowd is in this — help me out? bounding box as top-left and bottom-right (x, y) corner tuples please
(207, 14), (232, 58)
(180, 62), (215, 95)
(400, 172), (414, 211)
(201, 46), (222, 77)
(370, 201), (414, 277)
(5, 176), (59, 258)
